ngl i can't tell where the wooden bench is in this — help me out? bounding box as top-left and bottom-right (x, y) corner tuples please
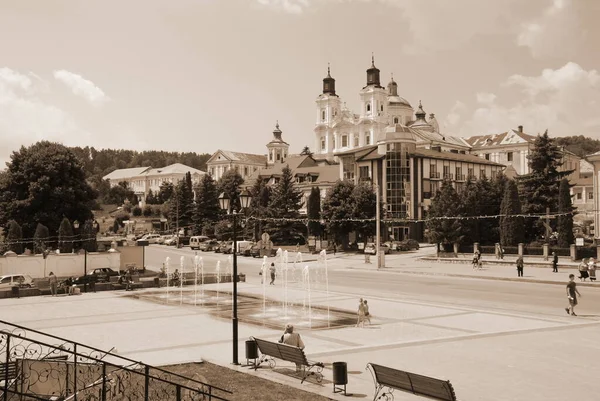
(367, 363), (457, 401)
(250, 337), (324, 384)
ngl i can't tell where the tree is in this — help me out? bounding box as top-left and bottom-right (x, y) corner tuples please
(248, 177), (271, 240)
(499, 180), (524, 246)
(0, 141), (97, 238)
(300, 146), (313, 156)
(557, 178), (575, 247)
(352, 182), (376, 242)
(169, 173), (195, 232)
(143, 205), (153, 217)
(146, 189), (156, 205)
(218, 169), (244, 211)
(518, 131), (572, 242)
(82, 220), (98, 252)
(193, 174), (220, 235)
(132, 206), (142, 217)
(426, 179), (463, 250)
(322, 180), (356, 246)
(104, 181), (137, 205)
(266, 165), (305, 242)
(33, 223), (50, 254)
(6, 220), (23, 254)
(157, 182), (174, 204)
(58, 217), (74, 253)
(459, 179), (481, 244)
(307, 187), (321, 237)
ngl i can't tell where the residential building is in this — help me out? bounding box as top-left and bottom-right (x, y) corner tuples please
(102, 163), (205, 204)
(571, 159), (593, 218)
(206, 150), (267, 181)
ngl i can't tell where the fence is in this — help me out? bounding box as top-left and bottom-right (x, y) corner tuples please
(457, 243), (595, 260)
(0, 252), (121, 279)
(0, 320), (231, 401)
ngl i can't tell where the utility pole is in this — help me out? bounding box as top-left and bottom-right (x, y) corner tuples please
(545, 206), (551, 242)
(375, 182), (381, 269)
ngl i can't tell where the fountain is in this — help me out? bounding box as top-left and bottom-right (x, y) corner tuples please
(215, 261), (221, 306)
(318, 250), (331, 327)
(302, 265), (312, 328)
(261, 256), (268, 317)
(194, 254), (203, 306)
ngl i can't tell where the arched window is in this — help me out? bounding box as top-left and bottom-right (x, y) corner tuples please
(380, 104), (384, 112)
(341, 135), (348, 147)
(321, 137), (326, 151)
(321, 109), (326, 121)
(365, 133), (371, 145)
(394, 117), (399, 124)
(366, 103), (371, 112)
(354, 135), (359, 147)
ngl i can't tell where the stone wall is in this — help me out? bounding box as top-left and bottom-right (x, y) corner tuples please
(0, 252), (121, 279)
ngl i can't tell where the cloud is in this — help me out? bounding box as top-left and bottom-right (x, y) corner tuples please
(444, 101), (466, 127)
(0, 68), (88, 167)
(53, 69), (109, 106)
(444, 62), (600, 138)
(255, 0), (310, 14)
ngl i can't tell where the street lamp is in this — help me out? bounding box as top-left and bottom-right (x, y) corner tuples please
(218, 189), (252, 365)
(73, 220), (88, 293)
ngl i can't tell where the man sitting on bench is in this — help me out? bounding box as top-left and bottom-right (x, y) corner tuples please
(278, 324), (305, 372)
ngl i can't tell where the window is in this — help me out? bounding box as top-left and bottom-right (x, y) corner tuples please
(341, 135), (348, 147)
(394, 117), (399, 124)
(576, 193), (582, 200)
(365, 133), (371, 145)
(589, 192), (594, 200)
(276, 152), (281, 161)
(354, 135), (359, 147)
(507, 152), (513, 162)
(480, 169), (486, 178)
(321, 109), (326, 121)
(244, 167), (248, 176)
(359, 166), (369, 179)
(366, 103), (371, 112)
(269, 152), (273, 161)
(468, 168), (474, 179)
(484, 153), (490, 160)
(380, 104), (384, 112)
(321, 137), (326, 151)
(455, 167), (462, 180)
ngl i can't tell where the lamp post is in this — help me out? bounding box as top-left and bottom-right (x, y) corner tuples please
(219, 189), (252, 365)
(73, 220), (88, 293)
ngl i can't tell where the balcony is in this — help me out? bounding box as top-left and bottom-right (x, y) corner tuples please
(429, 172), (440, 179)
(467, 174), (476, 181)
(455, 174), (466, 181)
(443, 174), (454, 180)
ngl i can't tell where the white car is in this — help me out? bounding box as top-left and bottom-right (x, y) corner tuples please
(0, 274), (34, 289)
(138, 233), (161, 244)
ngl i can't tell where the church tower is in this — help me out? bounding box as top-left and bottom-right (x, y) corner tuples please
(359, 55), (388, 146)
(266, 121), (289, 165)
(315, 64), (342, 158)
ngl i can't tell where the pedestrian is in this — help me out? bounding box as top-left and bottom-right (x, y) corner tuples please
(565, 274), (582, 316)
(588, 258), (596, 282)
(516, 256), (524, 277)
(269, 262), (276, 285)
(499, 246), (504, 260)
(333, 243), (337, 256)
(578, 259), (589, 281)
(356, 298), (365, 328)
(363, 299), (371, 325)
(278, 324), (305, 371)
(48, 272), (58, 296)
(552, 252), (558, 273)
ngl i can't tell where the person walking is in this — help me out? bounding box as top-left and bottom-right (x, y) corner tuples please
(278, 324), (305, 371)
(333, 243), (337, 256)
(269, 262), (276, 285)
(516, 256), (524, 277)
(356, 298), (365, 328)
(588, 258), (596, 282)
(48, 272), (58, 296)
(565, 274), (582, 316)
(363, 299), (371, 325)
(552, 252), (559, 273)
(578, 259), (589, 281)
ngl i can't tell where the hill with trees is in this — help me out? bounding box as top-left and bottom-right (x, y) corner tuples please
(554, 135), (600, 158)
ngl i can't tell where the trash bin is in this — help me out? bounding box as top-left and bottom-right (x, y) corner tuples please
(332, 361), (348, 395)
(245, 339), (258, 360)
(11, 286), (20, 299)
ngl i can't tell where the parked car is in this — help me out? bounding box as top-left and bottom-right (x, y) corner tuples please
(221, 241), (233, 254)
(199, 239), (220, 252)
(159, 235), (173, 245)
(0, 274), (34, 289)
(88, 268), (119, 283)
(249, 244), (277, 258)
(398, 239), (420, 251)
(364, 243), (390, 255)
(190, 236), (210, 250)
(164, 236), (178, 246)
(137, 233), (161, 245)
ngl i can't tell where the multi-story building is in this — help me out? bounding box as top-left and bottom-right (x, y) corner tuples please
(206, 150), (267, 181)
(103, 163), (205, 204)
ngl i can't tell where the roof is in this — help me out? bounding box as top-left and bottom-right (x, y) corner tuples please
(246, 155), (339, 186)
(580, 159), (593, 174)
(412, 149), (505, 166)
(103, 167), (150, 181)
(209, 150), (267, 165)
(143, 163), (205, 177)
(465, 130), (536, 148)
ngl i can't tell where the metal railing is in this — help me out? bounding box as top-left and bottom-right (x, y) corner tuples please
(429, 172), (440, 179)
(0, 320), (232, 401)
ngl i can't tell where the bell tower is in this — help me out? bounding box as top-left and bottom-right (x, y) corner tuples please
(315, 64), (342, 158)
(266, 121), (290, 165)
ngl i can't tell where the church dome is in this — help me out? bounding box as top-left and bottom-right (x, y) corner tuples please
(387, 96), (412, 108)
(322, 64), (337, 96)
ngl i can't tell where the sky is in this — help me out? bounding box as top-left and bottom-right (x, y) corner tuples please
(1, 0), (599, 167)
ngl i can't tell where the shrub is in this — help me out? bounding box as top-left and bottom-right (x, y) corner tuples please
(132, 206), (142, 217)
(143, 205), (153, 217)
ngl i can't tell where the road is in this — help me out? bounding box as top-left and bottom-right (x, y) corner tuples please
(145, 245), (600, 319)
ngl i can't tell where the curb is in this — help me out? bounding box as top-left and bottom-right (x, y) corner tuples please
(420, 256), (579, 270)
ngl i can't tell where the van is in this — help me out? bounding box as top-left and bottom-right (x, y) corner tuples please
(189, 236), (210, 250)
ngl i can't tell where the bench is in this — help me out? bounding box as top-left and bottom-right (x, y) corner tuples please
(0, 361), (18, 390)
(111, 275), (143, 291)
(250, 337), (324, 384)
(366, 363), (457, 401)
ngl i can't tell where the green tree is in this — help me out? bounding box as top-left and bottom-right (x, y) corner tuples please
(557, 178), (575, 247)
(193, 174), (221, 235)
(426, 179), (463, 250)
(322, 180), (355, 246)
(157, 181), (174, 204)
(307, 187), (321, 237)
(33, 223), (50, 254)
(518, 131), (572, 242)
(266, 165), (305, 242)
(352, 182), (376, 242)
(6, 220), (23, 254)
(499, 180), (524, 246)
(218, 169), (244, 211)
(58, 217), (74, 253)
(0, 141), (97, 238)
